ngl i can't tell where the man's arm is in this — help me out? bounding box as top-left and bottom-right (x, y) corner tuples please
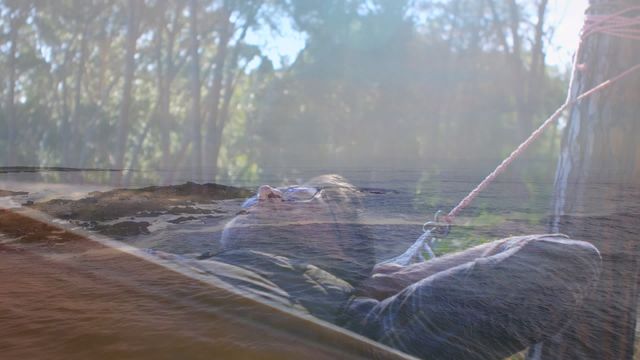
(359, 238), (510, 299)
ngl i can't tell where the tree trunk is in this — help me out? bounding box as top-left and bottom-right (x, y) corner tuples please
(5, 13), (20, 166)
(114, 0), (140, 181)
(70, 21), (90, 168)
(506, 0), (531, 138)
(156, 2), (170, 168)
(155, 1), (185, 184)
(6, 8), (28, 166)
(60, 42), (73, 167)
(488, 0), (544, 149)
(529, 1), (640, 359)
(188, 0), (203, 181)
(204, 1), (232, 179)
(528, 0), (548, 116)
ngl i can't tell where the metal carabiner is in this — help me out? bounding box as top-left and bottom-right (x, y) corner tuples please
(422, 210), (451, 238)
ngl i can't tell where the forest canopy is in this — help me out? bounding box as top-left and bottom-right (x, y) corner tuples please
(0, 0), (569, 185)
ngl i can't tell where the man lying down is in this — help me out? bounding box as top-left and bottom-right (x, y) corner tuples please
(158, 175), (601, 359)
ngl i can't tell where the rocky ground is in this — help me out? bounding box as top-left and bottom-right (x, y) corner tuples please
(0, 183), (252, 254)
(0, 189), (28, 197)
(28, 182), (252, 221)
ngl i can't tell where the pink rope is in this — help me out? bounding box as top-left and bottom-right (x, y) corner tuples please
(442, 4), (640, 224)
(583, 5), (640, 41)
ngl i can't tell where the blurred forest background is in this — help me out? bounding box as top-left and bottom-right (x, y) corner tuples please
(0, 0), (572, 192)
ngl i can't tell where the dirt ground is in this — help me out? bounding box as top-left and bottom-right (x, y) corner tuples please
(0, 189), (28, 197)
(16, 182), (252, 238)
(27, 182), (251, 221)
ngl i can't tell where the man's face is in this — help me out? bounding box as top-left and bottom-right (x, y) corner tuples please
(221, 184), (345, 256)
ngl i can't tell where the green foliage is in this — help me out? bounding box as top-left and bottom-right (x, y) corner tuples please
(0, 0), (568, 191)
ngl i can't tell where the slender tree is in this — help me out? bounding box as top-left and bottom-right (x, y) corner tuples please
(203, 0), (231, 177)
(157, 0), (186, 168)
(188, 0), (203, 180)
(205, 1), (260, 179)
(529, 1), (640, 359)
(114, 0), (141, 180)
(69, 1), (106, 168)
(487, 0), (549, 141)
(5, 3), (28, 166)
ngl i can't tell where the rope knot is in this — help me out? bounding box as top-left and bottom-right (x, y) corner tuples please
(423, 210), (451, 238)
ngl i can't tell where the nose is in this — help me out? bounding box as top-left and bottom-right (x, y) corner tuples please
(257, 185), (283, 200)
